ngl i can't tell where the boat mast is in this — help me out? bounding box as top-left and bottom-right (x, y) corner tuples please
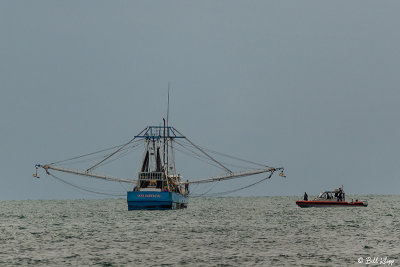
(166, 85), (170, 177)
(152, 138), (157, 171)
(171, 139), (177, 176)
(163, 118), (166, 172)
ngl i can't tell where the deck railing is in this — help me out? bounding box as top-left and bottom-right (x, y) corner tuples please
(138, 172), (165, 181)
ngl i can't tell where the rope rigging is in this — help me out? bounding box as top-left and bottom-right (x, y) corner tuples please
(173, 138), (272, 168)
(48, 172), (126, 197)
(49, 144), (125, 165)
(190, 172), (274, 197)
(50, 141), (143, 167)
(173, 128), (233, 174)
(49, 139), (142, 165)
(189, 181), (220, 198)
(86, 128), (146, 172)
(87, 142), (144, 170)
(195, 144), (271, 168)
(34, 125), (285, 197)
(172, 141), (229, 171)
(172, 140), (262, 171)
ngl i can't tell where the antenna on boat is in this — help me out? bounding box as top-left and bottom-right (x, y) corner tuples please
(167, 82), (170, 128)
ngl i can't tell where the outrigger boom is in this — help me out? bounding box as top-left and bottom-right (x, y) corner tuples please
(35, 164), (137, 184)
(184, 167), (284, 184)
(36, 164), (283, 185)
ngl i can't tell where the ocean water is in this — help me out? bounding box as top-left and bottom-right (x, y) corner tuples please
(0, 195), (399, 266)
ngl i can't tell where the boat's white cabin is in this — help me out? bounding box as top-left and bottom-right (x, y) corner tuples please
(313, 189), (345, 201)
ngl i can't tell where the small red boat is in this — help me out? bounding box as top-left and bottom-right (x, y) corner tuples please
(296, 186), (368, 208)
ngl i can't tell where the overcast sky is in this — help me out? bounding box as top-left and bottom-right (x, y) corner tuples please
(1, 1), (399, 200)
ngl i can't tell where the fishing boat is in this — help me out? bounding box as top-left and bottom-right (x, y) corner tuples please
(296, 186), (368, 208)
(126, 126), (188, 210)
(35, 120), (285, 210)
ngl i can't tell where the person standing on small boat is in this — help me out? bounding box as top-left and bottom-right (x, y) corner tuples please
(304, 192), (308, 201)
(337, 188), (343, 201)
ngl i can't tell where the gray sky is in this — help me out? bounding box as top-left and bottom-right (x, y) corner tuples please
(1, 1), (399, 200)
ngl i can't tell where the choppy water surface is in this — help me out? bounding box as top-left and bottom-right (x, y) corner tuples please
(1, 195), (399, 266)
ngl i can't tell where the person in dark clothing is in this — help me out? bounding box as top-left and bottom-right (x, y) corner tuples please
(185, 180), (189, 193)
(304, 192), (308, 201)
(337, 188), (343, 201)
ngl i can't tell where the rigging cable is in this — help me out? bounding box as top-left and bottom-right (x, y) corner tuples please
(172, 141), (227, 171)
(175, 139), (270, 168)
(90, 142), (144, 169)
(173, 140), (260, 170)
(86, 128), (147, 172)
(190, 181), (220, 198)
(48, 172), (125, 197)
(173, 128), (232, 174)
(191, 172), (274, 198)
(49, 139), (142, 166)
(198, 145), (270, 168)
(49, 144), (124, 165)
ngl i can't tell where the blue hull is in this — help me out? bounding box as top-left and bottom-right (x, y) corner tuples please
(127, 191), (189, 210)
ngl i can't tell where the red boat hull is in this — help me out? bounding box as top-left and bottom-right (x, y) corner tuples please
(296, 200), (368, 208)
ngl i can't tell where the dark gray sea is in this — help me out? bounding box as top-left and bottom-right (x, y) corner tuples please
(1, 195), (399, 266)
